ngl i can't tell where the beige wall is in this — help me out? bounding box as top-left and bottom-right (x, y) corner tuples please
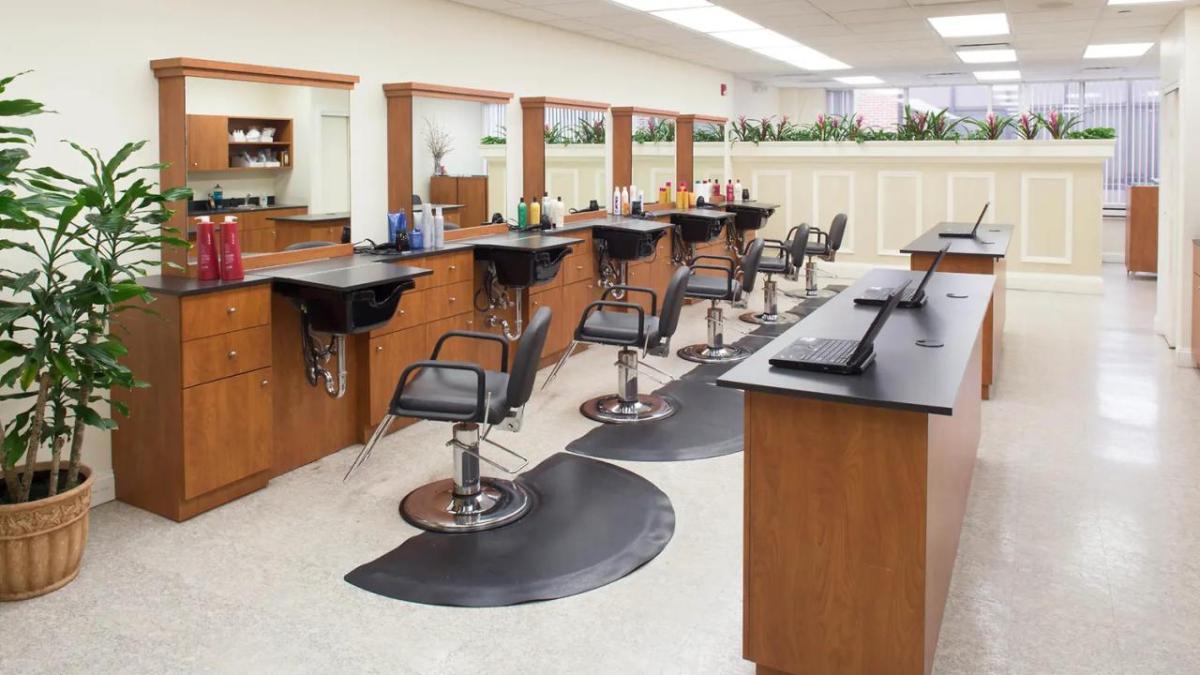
(733, 141), (1112, 292)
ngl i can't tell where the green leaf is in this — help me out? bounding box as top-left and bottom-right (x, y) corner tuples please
(72, 248), (102, 269)
(48, 351), (78, 380)
(0, 99), (44, 117)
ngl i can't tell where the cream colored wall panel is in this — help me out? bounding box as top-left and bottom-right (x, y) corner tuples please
(750, 170), (793, 233)
(695, 158), (725, 183)
(812, 170), (855, 254)
(546, 168), (581, 213)
(946, 172), (996, 224)
(877, 171), (923, 257)
(1021, 172), (1074, 264)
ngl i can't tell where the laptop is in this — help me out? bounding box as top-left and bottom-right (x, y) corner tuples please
(769, 281), (910, 375)
(938, 202), (988, 238)
(853, 244), (949, 309)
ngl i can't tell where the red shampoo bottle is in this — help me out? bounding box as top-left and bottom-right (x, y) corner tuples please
(194, 217), (220, 281)
(219, 216), (245, 281)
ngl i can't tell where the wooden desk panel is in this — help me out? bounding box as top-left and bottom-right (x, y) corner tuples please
(1125, 185), (1158, 274)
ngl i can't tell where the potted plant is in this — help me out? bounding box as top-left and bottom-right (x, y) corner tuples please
(0, 72), (189, 600)
(965, 111), (1014, 140)
(423, 118), (453, 175)
(1037, 108), (1081, 139)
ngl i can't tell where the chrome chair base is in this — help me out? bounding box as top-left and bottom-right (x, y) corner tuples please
(580, 393), (676, 424)
(739, 310), (799, 326)
(677, 343), (751, 364)
(400, 477), (531, 533)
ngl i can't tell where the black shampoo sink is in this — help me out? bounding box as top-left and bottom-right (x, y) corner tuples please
(671, 210), (734, 244)
(265, 259), (432, 334)
(593, 224), (667, 261)
(471, 233), (582, 289)
(725, 201), (778, 231)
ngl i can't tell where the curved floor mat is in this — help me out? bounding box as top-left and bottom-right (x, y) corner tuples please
(345, 453), (674, 607)
(566, 379), (743, 461)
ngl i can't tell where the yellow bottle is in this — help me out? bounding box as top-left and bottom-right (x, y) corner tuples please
(530, 200), (541, 226)
(658, 186), (668, 205)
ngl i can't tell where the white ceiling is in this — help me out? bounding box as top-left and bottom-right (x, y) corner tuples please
(449, 0), (1194, 86)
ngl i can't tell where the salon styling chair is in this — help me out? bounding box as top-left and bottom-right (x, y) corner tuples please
(785, 213), (847, 298)
(544, 266), (690, 424)
(677, 238), (764, 364)
(346, 307), (552, 533)
(741, 224), (809, 326)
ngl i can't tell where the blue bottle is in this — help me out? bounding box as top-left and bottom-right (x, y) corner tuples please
(387, 210), (407, 245)
(410, 221), (424, 250)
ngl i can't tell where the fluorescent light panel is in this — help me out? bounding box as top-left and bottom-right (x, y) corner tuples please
(1084, 42), (1153, 58)
(929, 13), (1010, 38)
(651, 6), (760, 32)
(610, 0), (711, 10)
(957, 48), (1017, 64)
(974, 69), (1021, 81)
(756, 44), (850, 71)
(709, 28), (797, 50)
(835, 75), (884, 85)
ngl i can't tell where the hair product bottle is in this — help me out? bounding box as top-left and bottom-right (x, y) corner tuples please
(517, 197), (527, 229)
(218, 216), (244, 281)
(194, 217), (219, 281)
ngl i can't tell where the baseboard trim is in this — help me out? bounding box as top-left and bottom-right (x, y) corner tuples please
(825, 262), (1104, 295)
(1102, 252), (1125, 264)
(90, 469), (115, 508)
(1176, 347), (1197, 368)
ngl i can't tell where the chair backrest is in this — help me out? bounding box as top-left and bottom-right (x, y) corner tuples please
(827, 213), (848, 255)
(788, 223), (810, 264)
(655, 266), (691, 340)
(284, 240), (337, 252)
(412, 194), (423, 206)
(739, 238), (766, 293)
(507, 307), (552, 408)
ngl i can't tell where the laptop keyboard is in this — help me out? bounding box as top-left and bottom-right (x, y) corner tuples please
(811, 339), (858, 364)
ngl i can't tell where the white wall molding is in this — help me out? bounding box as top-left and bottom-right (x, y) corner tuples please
(750, 169), (793, 232)
(1020, 171), (1075, 265)
(946, 171), (996, 223)
(877, 171), (923, 257)
(731, 139), (1115, 162)
(90, 469), (115, 508)
(813, 169), (856, 254)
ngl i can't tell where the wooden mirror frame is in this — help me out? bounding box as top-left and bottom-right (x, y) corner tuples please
(519, 96), (610, 207)
(150, 58), (359, 276)
(611, 106), (679, 204)
(383, 83), (513, 224)
(677, 114), (728, 189)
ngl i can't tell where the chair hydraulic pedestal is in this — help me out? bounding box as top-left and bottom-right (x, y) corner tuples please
(742, 223), (809, 326)
(678, 239), (764, 364)
(784, 213), (848, 300)
(347, 308), (553, 533)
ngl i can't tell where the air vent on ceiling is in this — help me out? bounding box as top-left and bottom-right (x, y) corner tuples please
(924, 71), (966, 78)
(1038, 0), (1072, 8)
(957, 42), (1012, 49)
(1083, 66), (1122, 71)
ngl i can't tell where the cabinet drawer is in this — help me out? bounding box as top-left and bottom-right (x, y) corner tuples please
(562, 257), (595, 285)
(182, 367), (273, 500)
(566, 231), (593, 260)
(181, 325), (272, 388)
(424, 280), (475, 321)
(181, 285), (271, 341)
(369, 288), (427, 337)
(419, 251), (473, 287)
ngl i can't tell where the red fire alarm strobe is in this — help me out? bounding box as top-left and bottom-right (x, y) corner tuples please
(720, 83), (727, 96)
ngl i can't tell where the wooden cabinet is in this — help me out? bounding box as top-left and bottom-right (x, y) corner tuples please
(187, 115), (229, 171)
(112, 283), (275, 521)
(529, 285), (571, 357)
(1126, 185), (1158, 274)
(368, 325), (428, 425)
(430, 175), (489, 229)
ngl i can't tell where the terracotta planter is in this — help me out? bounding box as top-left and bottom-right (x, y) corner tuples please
(0, 463), (92, 601)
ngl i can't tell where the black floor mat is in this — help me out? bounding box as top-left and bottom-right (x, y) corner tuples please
(344, 453), (674, 607)
(566, 379), (744, 461)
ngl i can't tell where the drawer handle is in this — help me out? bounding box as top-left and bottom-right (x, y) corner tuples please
(227, 350), (238, 359)
(227, 306), (237, 315)
(261, 378), (269, 387)
(449, 265), (458, 271)
(376, 345), (384, 352)
(399, 309), (406, 315)
(449, 297), (457, 303)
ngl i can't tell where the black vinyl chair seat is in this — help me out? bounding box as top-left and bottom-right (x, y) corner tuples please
(580, 310), (662, 347)
(686, 274), (741, 300)
(395, 366), (511, 423)
(758, 256), (788, 274)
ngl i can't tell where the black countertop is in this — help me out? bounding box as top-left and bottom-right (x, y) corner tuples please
(270, 212), (349, 223)
(258, 257), (432, 292)
(668, 208), (736, 221)
(360, 242), (474, 262)
(717, 269), (995, 415)
(725, 200), (779, 211)
(901, 223), (1014, 258)
(137, 274), (273, 297)
(468, 233), (584, 251)
(188, 203), (307, 217)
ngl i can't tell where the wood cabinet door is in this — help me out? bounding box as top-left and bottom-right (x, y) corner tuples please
(241, 227), (277, 253)
(460, 176), (488, 228)
(625, 262), (656, 316)
(429, 175), (457, 205)
(187, 115), (228, 171)
(181, 367), (273, 500)
(1192, 274), (1200, 368)
(368, 325), (428, 425)
(563, 280), (599, 343)
(528, 285), (570, 356)
(425, 313), (496, 368)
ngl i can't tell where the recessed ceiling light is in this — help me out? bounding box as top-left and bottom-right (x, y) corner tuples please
(957, 48), (1017, 64)
(610, 0), (711, 10)
(1084, 42), (1154, 58)
(651, 5), (760, 32)
(1108, 0), (1179, 4)
(755, 44), (850, 71)
(709, 28), (797, 50)
(835, 75), (884, 85)
(929, 13), (1010, 38)
(974, 69), (1021, 81)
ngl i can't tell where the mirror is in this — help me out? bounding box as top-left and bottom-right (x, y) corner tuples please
(631, 114), (676, 205)
(693, 120), (725, 198)
(184, 77), (351, 258)
(411, 98), (507, 231)
(544, 105), (606, 215)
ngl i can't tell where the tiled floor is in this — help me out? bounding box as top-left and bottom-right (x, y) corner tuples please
(5, 266), (1198, 674)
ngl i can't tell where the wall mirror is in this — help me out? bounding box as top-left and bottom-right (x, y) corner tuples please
(183, 77), (351, 257)
(631, 113), (676, 202)
(693, 118), (726, 186)
(411, 97), (507, 231)
(544, 103), (607, 214)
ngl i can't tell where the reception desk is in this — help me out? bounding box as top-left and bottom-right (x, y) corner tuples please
(730, 140), (1113, 293)
(718, 269), (994, 675)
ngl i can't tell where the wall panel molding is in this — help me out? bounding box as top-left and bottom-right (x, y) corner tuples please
(1020, 172), (1074, 265)
(813, 170), (856, 254)
(877, 171), (923, 257)
(750, 169), (794, 233)
(946, 171), (996, 223)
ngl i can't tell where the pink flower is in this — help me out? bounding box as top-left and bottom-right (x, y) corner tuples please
(816, 113), (825, 126)
(855, 114), (864, 128)
(986, 112), (996, 125)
